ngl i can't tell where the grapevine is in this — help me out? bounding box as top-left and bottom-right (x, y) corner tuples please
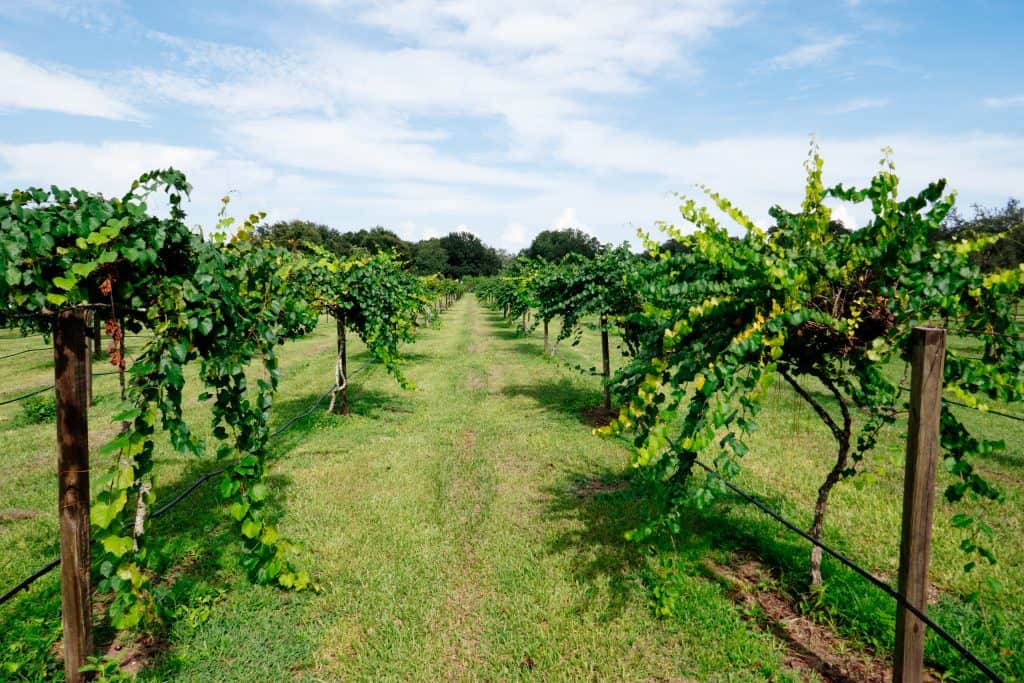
(605, 143), (1024, 584)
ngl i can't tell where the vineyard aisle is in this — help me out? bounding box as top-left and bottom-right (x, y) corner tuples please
(148, 295), (800, 682)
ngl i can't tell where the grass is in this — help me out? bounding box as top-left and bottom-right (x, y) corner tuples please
(1, 298), (803, 681)
(535, 311), (1024, 682)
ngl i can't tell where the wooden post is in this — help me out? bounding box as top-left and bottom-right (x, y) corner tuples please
(600, 314), (611, 410)
(543, 319), (550, 355)
(894, 327), (945, 683)
(54, 308), (93, 682)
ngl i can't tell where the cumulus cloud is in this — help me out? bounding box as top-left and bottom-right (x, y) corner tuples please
(2, 133), (1021, 247)
(0, 50), (140, 120)
(761, 35), (852, 71)
(499, 222), (530, 250)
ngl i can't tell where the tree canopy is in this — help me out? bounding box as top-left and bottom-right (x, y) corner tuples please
(412, 238), (448, 275)
(439, 231), (502, 278)
(939, 199), (1024, 271)
(524, 227), (601, 262)
(253, 219), (347, 256)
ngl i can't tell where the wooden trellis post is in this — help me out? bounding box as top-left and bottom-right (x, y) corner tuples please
(54, 307), (93, 682)
(894, 326), (945, 683)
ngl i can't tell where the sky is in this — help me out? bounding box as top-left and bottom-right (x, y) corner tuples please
(0, 0), (1022, 251)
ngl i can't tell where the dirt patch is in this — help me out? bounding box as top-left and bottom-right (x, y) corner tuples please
(0, 508), (40, 523)
(106, 634), (168, 676)
(574, 478), (629, 498)
(705, 556), (941, 683)
(581, 405), (617, 427)
(93, 552), (205, 676)
(466, 374), (486, 391)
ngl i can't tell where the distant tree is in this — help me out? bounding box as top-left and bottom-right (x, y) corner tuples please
(439, 231), (502, 278)
(412, 238), (448, 275)
(254, 220), (346, 256)
(940, 199), (1024, 270)
(524, 228), (601, 262)
(494, 248), (516, 266)
(337, 226), (413, 263)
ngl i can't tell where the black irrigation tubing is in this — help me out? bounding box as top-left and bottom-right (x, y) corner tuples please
(691, 458), (1004, 683)
(0, 371), (122, 407)
(269, 386), (336, 437)
(0, 363), (377, 607)
(0, 559), (60, 607)
(149, 469), (226, 521)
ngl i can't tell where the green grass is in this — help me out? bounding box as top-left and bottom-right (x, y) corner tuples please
(528, 311), (1024, 682)
(1, 298), (802, 681)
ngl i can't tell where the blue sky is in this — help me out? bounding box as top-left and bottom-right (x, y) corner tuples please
(0, 0), (1021, 250)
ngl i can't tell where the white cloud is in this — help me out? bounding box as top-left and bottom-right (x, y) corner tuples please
(0, 141), (328, 228)
(824, 97), (890, 114)
(499, 222), (530, 250)
(2, 133), (1021, 249)
(229, 115), (548, 188)
(983, 94), (1024, 109)
(0, 49), (140, 120)
(125, 2), (743, 158)
(551, 207), (593, 235)
(761, 35), (852, 71)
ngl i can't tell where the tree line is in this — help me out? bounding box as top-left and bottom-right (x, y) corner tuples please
(254, 220), (606, 278)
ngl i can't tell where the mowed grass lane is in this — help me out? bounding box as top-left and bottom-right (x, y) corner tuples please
(143, 295), (800, 681)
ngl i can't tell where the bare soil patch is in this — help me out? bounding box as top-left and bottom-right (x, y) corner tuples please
(0, 508), (40, 523)
(704, 556), (941, 683)
(581, 405), (617, 427)
(574, 478), (629, 498)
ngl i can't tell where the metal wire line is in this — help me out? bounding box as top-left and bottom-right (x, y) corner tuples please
(0, 371), (121, 407)
(0, 359), (379, 607)
(897, 383), (1024, 424)
(0, 347), (51, 361)
(691, 458), (1004, 683)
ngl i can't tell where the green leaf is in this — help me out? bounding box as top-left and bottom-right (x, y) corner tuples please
(249, 483), (269, 502)
(90, 490), (127, 529)
(70, 261), (97, 277)
(241, 519), (262, 539)
(100, 534), (134, 558)
(229, 502), (250, 521)
(52, 276), (77, 291)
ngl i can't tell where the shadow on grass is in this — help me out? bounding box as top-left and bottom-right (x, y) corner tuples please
(0, 409), (316, 680)
(542, 468), (660, 618)
(267, 385), (412, 451)
(501, 378), (604, 426)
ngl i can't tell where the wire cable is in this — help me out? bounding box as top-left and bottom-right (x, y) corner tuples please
(0, 371), (121, 407)
(0, 361), (376, 606)
(0, 347), (51, 361)
(898, 383), (1024, 424)
(691, 458), (1004, 682)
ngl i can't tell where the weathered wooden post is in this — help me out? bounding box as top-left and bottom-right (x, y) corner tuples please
(54, 307), (93, 682)
(894, 326), (945, 683)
